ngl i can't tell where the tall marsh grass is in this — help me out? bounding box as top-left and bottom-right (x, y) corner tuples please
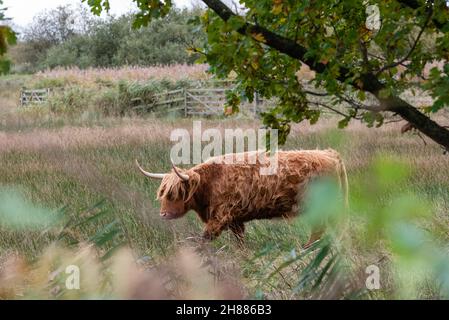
(34, 65), (210, 86)
(0, 117), (448, 299)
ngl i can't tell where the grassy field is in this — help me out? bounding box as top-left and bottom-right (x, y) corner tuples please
(1, 70), (449, 299)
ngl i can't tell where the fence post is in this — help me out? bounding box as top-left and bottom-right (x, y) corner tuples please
(253, 91), (259, 116)
(20, 87), (25, 107)
(184, 88), (187, 117)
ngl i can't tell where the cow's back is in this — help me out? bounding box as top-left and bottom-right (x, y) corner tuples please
(198, 150), (341, 221)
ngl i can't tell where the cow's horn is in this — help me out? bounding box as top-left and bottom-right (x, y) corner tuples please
(171, 158), (189, 181)
(135, 160), (166, 179)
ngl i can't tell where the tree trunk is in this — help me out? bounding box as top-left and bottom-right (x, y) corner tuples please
(384, 96), (449, 150)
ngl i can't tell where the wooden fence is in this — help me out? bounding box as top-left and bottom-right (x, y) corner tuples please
(19, 83), (267, 117)
(20, 88), (51, 106)
(149, 87), (265, 116)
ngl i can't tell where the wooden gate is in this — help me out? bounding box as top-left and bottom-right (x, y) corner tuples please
(20, 89), (50, 106)
(185, 88), (228, 116)
(152, 86), (263, 117)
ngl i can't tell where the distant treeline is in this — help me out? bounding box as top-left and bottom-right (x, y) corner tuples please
(10, 5), (206, 73)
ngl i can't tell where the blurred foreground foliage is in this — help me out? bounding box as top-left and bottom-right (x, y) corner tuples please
(250, 157), (449, 299)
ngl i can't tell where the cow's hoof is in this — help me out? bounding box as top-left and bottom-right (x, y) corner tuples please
(201, 231), (216, 241)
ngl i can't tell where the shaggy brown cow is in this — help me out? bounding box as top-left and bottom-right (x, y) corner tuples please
(136, 149), (348, 247)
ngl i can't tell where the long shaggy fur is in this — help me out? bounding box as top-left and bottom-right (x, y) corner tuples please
(156, 149), (348, 240)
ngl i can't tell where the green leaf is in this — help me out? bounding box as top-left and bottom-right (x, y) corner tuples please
(227, 15), (245, 31)
(338, 116), (350, 129)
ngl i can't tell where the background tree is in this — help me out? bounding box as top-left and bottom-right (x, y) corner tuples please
(18, 5), (92, 69)
(14, 5), (204, 71)
(85, 0), (449, 150)
(0, 0), (16, 74)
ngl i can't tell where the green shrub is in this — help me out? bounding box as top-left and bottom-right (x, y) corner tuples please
(40, 36), (94, 70)
(95, 87), (120, 116)
(46, 87), (92, 115)
(16, 7), (205, 71)
(32, 77), (67, 89)
(88, 79), (186, 116)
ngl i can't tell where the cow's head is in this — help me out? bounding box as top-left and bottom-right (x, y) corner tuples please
(136, 160), (200, 220)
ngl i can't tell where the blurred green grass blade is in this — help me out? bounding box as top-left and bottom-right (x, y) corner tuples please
(266, 240), (323, 281)
(88, 220), (121, 247)
(100, 241), (126, 261)
(74, 208), (111, 228)
(295, 243), (332, 293)
(312, 255), (338, 291)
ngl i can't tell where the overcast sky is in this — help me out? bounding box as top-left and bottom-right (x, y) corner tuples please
(3, 0), (194, 27)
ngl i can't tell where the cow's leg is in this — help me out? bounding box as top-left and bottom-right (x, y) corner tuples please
(202, 220), (226, 241)
(202, 212), (241, 242)
(229, 222), (245, 245)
